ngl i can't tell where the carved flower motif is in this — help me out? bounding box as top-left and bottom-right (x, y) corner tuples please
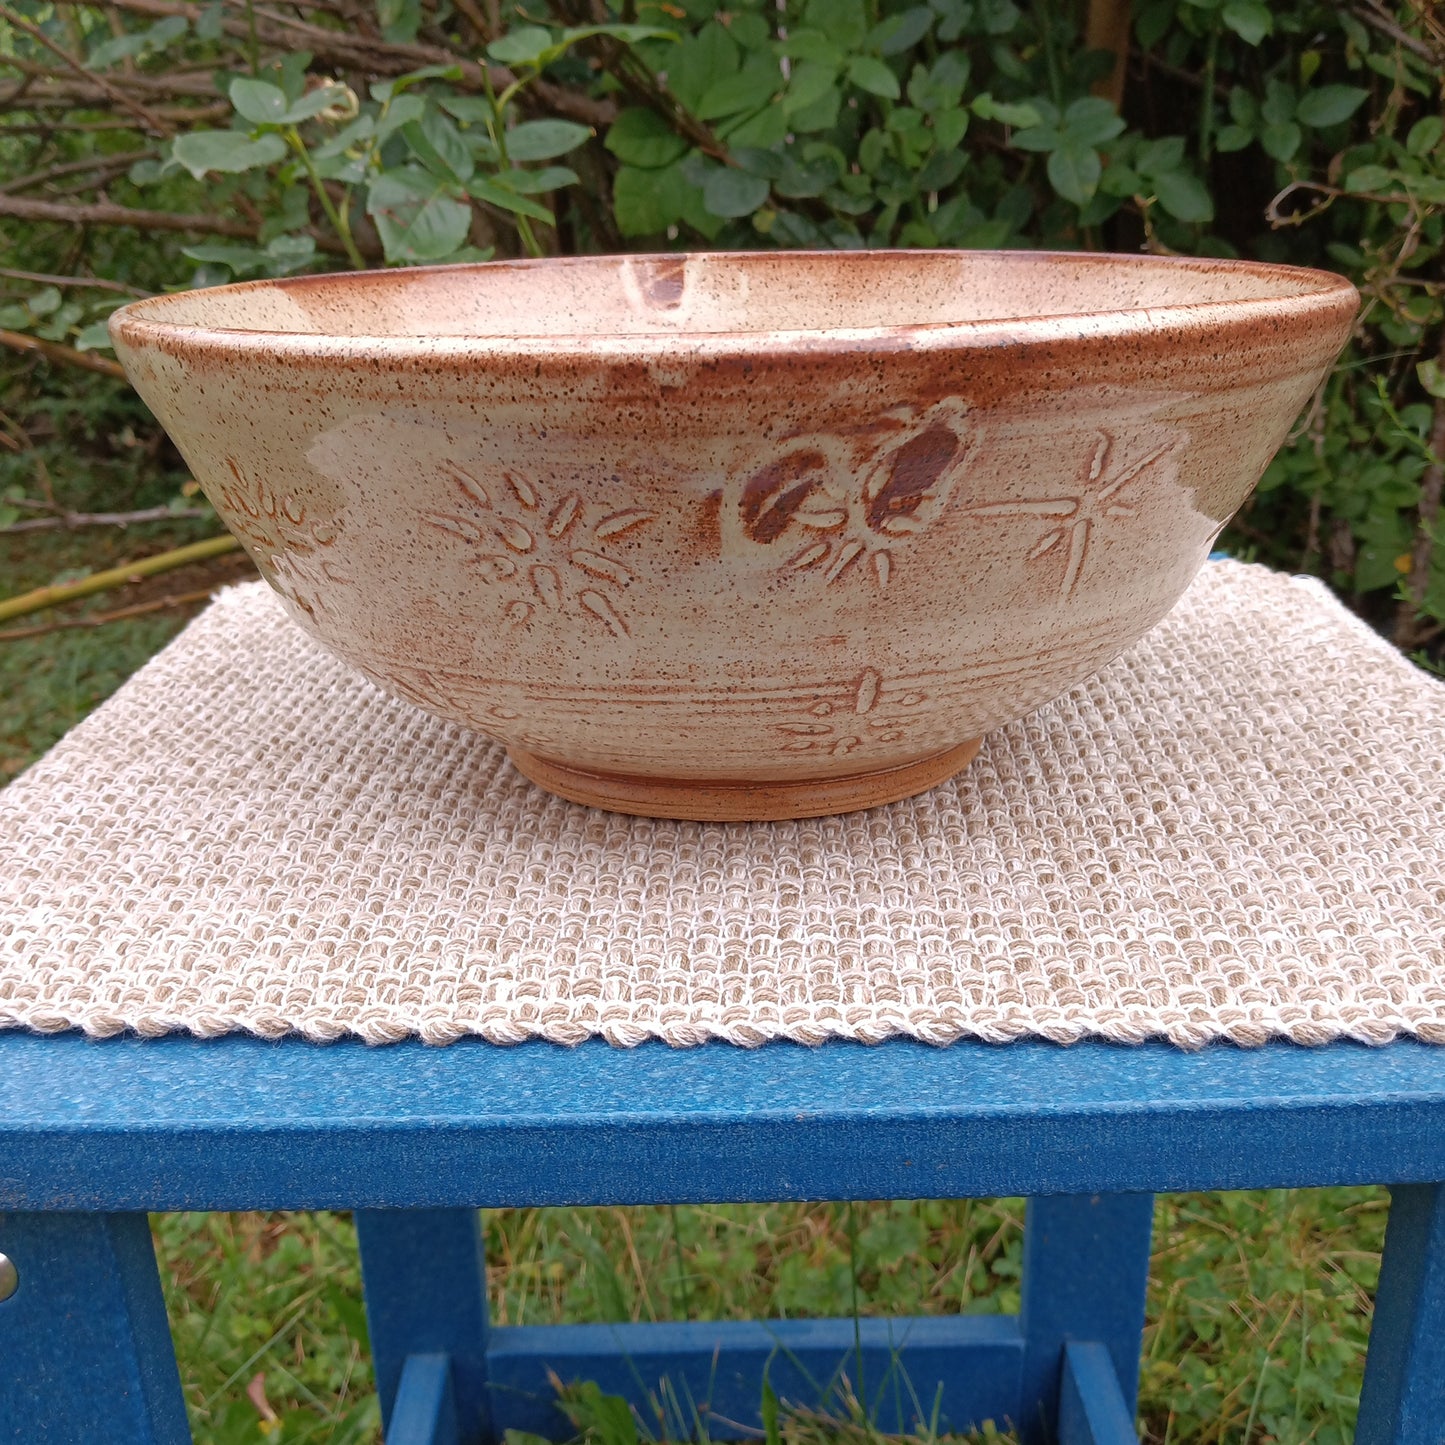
(425, 466), (654, 638)
(216, 458), (351, 618)
(732, 396), (976, 589)
(964, 427), (1185, 597)
(776, 668), (929, 758)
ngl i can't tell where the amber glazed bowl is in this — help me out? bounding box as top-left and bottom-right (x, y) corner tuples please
(111, 251), (1357, 821)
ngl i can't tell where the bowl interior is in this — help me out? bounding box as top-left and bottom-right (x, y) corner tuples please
(116, 250), (1346, 341)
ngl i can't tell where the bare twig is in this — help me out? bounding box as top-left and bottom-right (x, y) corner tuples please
(0, 60), (221, 99)
(0, 327), (127, 378)
(49, 0), (617, 126)
(544, 0), (724, 158)
(0, 146), (156, 194)
(0, 193), (369, 257)
(0, 535), (241, 625)
(450, 0), (495, 41)
(0, 1), (172, 133)
(1352, 2), (1439, 62)
(0, 102), (231, 127)
(0, 585), (224, 640)
(1, 504), (211, 534)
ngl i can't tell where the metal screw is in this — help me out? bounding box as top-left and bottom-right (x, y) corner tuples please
(0, 1253), (16, 1303)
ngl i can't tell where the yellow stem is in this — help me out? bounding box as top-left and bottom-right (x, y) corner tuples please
(0, 535), (241, 624)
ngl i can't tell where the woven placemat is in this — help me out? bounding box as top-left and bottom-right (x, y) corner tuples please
(2, 560), (1442, 1048)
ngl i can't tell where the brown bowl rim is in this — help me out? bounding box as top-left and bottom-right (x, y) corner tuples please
(110, 247), (1359, 360)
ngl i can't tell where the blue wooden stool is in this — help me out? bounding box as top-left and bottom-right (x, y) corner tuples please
(3, 1030), (1443, 1445)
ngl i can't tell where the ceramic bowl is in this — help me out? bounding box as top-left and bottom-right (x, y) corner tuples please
(111, 250), (1357, 821)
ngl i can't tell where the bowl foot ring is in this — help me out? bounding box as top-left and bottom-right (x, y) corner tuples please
(506, 739), (984, 822)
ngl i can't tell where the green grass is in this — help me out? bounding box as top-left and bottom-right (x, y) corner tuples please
(3, 521), (1389, 1445)
(148, 1193), (1386, 1445)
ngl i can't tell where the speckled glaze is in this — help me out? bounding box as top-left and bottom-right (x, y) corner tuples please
(111, 251), (1357, 820)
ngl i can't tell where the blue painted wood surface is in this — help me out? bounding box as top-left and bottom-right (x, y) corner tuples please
(0, 1211), (189, 1443)
(389, 1355), (460, 1445)
(1018, 1194), (1152, 1444)
(487, 1313), (1022, 1440)
(356, 1210), (491, 1445)
(1356, 1182), (1445, 1444)
(1058, 1342), (1140, 1445)
(7, 1034), (1445, 1209)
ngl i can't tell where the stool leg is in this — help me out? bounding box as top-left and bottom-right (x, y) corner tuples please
(356, 1208), (491, 1445)
(0, 1211), (190, 1444)
(1356, 1182), (1445, 1445)
(1017, 1193), (1153, 1445)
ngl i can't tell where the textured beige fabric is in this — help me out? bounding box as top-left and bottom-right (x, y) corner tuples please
(2, 559), (1443, 1048)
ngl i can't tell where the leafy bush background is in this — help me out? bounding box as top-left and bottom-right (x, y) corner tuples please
(0, 0), (1442, 663)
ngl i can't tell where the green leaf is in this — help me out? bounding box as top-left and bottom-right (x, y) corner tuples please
(731, 146), (787, 179)
(868, 6), (933, 55)
(778, 28), (844, 65)
(486, 26), (555, 66)
(1229, 86), (1259, 126)
(378, 0), (421, 43)
(784, 61), (839, 116)
(495, 165), (578, 193)
(604, 109), (687, 169)
(978, 0), (1021, 33)
(1011, 125), (1061, 153)
(75, 320), (117, 354)
(858, 128), (888, 174)
(181, 242), (268, 272)
(505, 119), (592, 161)
(1295, 85), (1369, 128)
(933, 107), (969, 151)
(1408, 116), (1444, 156)
(278, 85), (352, 125)
(667, 23), (742, 110)
(1153, 169), (1214, 222)
(367, 166), (473, 261)
(402, 116), (473, 184)
(169, 130), (288, 179)
(775, 153), (840, 198)
(847, 55), (901, 100)
(916, 147), (967, 190)
(1343, 163), (1392, 193)
(375, 94), (426, 145)
(1260, 121), (1302, 162)
(787, 85), (843, 133)
(375, 63), (464, 101)
(1419, 359), (1445, 400)
(703, 167), (770, 217)
(467, 174), (556, 223)
(1062, 96), (1125, 146)
(1047, 137), (1100, 204)
(803, 0), (867, 51)
(728, 12), (772, 49)
(559, 22), (676, 48)
(229, 77), (289, 125)
(257, 235), (317, 275)
(972, 93), (1043, 128)
(1410, 175), (1445, 204)
(1100, 162), (1142, 197)
(1260, 79), (1297, 126)
(1221, 0), (1271, 45)
(1214, 123), (1253, 152)
(612, 164), (679, 236)
(697, 57), (782, 120)
(1136, 135), (1185, 177)
(26, 287), (62, 318)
